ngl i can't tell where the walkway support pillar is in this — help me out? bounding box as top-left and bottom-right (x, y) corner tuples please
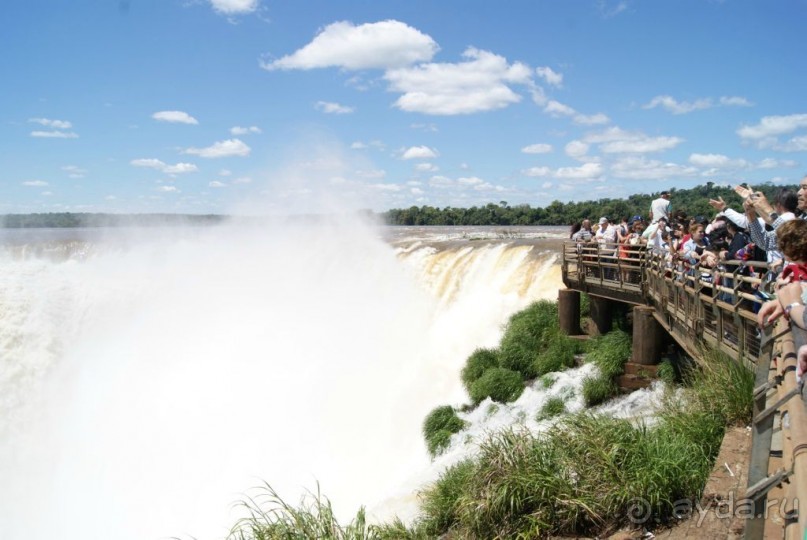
(632, 305), (662, 365)
(589, 295), (612, 335)
(558, 289), (582, 336)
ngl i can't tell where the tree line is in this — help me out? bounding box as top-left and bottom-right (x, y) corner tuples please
(380, 182), (795, 226)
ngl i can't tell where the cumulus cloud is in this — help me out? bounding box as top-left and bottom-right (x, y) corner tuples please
(356, 169), (386, 179)
(775, 135), (807, 152)
(543, 100), (609, 125)
(415, 162), (439, 172)
(757, 158), (798, 169)
(130, 158), (199, 174)
(152, 110), (199, 125)
(29, 118), (72, 129)
(688, 153), (749, 169)
(521, 143), (553, 154)
(523, 166), (551, 177)
(208, 0), (258, 14)
(610, 156), (698, 179)
(263, 20), (438, 70)
(536, 66), (563, 87)
(737, 114), (807, 140)
(230, 126), (262, 135)
(402, 145), (438, 160)
(385, 47), (532, 115)
(208, 181), (228, 188)
(22, 180), (49, 187)
(232, 176), (253, 184)
(583, 127), (683, 153)
(555, 162), (603, 179)
(315, 101), (355, 114)
(565, 140), (589, 159)
(156, 186), (179, 193)
(644, 94), (753, 115)
(62, 165), (87, 178)
(30, 130), (78, 138)
(183, 139), (251, 158)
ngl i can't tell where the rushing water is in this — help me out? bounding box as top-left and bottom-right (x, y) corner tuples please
(0, 220), (663, 539)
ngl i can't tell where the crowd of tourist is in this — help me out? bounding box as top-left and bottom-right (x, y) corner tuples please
(569, 176), (807, 383)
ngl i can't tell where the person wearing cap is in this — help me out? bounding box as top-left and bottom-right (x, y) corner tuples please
(650, 190), (672, 223)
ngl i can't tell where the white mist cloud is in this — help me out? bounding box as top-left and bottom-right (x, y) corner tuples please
(130, 159), (199, 174)
(184, 139), (251, 158)
(543, 100), (609, 125)
(30, 130), (78, 138)
(22, 180), (49, 186)
(263, 20), (438, 70)
(230, 126), (262, 135)
(535, 66), (563, 87)
(521, 143), (553, 154)
(738, 114), (807, 140)
(688, 153), (749, 169)
(152, 111), (199, 125)
(315, 101), (355, 114)
(29, 117), (72, 129)
(401, 146), (438, 160)
(385, 48), (532, 115)
(209, 0), (258, 14)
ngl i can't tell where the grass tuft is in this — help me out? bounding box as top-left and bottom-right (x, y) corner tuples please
(499, 300), (559, 379)
(582, 373), (619, 407)
(536, 396), (566, 421)
(460, 348), (499, 394)
(469, 367), (525, 404)
(423, 406), (465, 458)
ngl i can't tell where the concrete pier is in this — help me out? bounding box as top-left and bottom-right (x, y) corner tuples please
(631, 305), (662, 365)
(558, 288), (582, 336)
(589, 295), (613, 335)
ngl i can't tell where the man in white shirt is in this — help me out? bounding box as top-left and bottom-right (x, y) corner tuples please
(595, 217), (618, 279)
(650, 191), (672, 223)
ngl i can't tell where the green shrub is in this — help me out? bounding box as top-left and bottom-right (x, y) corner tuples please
(580, 293), (590, 318)
(469, 367), (524, 404)
(533, 329), (578, 376)
(585, 329), (632, 378)
(423, 406), (465, 457)
(539, 373), (557, 389)
(582, 373), (619, 407)
(461, 348), (499, 393)
(536, 396), (566, 421)
(499, 301), (559, 379)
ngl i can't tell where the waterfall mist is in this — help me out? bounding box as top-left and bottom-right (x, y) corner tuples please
(0, 220), (562, 539)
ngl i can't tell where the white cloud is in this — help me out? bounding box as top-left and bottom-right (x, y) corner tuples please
(130, 158), (198, 174)
(776, 135), (807, 152)
(541, 181), (553, 189)
(209, 0), (258, 14)
(356, 169), (386, 179)
(523, 166), (551, 177)
(402, 145), (438, 160)
(232, 176), (253, 184)
(719, 96), (752, 107)
(410, 122), (438, 132)
(30, 130), (78, 138)
(315, 101), (355, 114)
(22, 180), (48, 187)
(208, 181), (228, 188)
(565, 140), (589, 159)
(263, 20), (438, 71)
(183, 139), (251, 158)
(688, 153), (749, 169)
(415, 162), (439, 172)
(230, 126), (262, 135)
(62, 165), (86, 178)
(152, 110), (199, 125)
(385, 47), (532, 115)
(739, 114), (807, 140)
(156, 186), (179, 193)
(458, 176), (484, 185)
(521, 143), (553, 154)
(369, 183), (402, 192)
(219, 169), (232, 176)
(429, 175), (454, 187)
(643, 95), (712, 114)
(610, 156), (698, 179)
(584, 127), (683, 153)
(411, 187), (424, 195)
(543, 100), (609, 125)
(29, 118), (72, 129)
(536, 66), (563, 87)
(757, 158), (798, 169)
(555, 162), (603, 179)
(350, 142), (367, 150)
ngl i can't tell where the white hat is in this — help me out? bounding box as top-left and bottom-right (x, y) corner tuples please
(598, 217), (608, 225)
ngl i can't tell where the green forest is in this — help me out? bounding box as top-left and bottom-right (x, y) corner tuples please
(380, 182), (797, 226)
(0, 182), (796, 228)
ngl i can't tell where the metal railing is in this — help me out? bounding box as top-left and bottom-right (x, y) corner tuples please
(560, 240), (807, 539)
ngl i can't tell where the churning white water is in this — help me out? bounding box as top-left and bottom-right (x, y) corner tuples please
(0, 220), (575, 540)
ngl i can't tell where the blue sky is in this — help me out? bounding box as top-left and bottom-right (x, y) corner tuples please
(2, 0), (806, 215)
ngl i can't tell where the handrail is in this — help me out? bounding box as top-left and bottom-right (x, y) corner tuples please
(560, 241), (807, 539)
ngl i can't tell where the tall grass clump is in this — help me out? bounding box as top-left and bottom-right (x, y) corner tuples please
(417, 460), (476, 537)
(536, 396), (566, 421)
(585, 329), (632, 378)
(499, 300), (559, 379)
(469, 367), (525, 405)
(685, 347), (755, 425)
(228, 483), (375, 540)
(460, 348), (499, 393)
(656, 358), (677, 385)
(582, 374), (619, 407)
(423, 405), (465, 458)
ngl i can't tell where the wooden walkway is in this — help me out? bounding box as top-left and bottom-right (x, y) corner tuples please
(561, 242), (807, 540)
